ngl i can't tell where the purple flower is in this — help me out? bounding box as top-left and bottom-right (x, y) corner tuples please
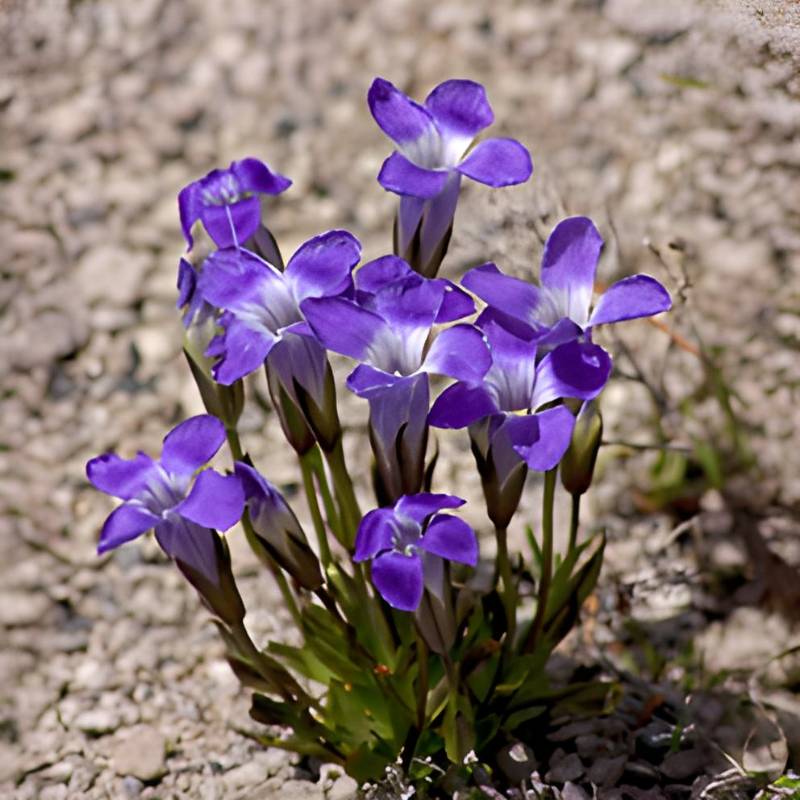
(198, 230), (361, 385)
(462, 217), (671, 343)
(86, 415), (244, 582)
(369, 78), (532, 276)
(178, 158), (291, 250)
(177, 258), (215, 330)
(301, 255), (489, 394)
(429, 317), (612, 472)
(302, 256), (490, 500)
(354, 493), (478, 611)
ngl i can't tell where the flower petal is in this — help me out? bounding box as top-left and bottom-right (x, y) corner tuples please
(462, 262), (543, 328)
(425, 79), (494, 138)
(588, 274), (672, 327)
(421, 324), (491, 383)
(174, 469), (244, 531)
(377, 152), (449, 199)
(160, 415), (226, 475)
(531, 340), (612, 410)
(540, 216), (603, 326)
(200, 196), (261, 249)
(177, 258), (197, 310)
(209, 315), (277, 385)
(428, 381), (498, 429)
(418, 172), (461, 272)
(178, 183), (202, 250)
(155, 518), (219, 585)
(353, 507), (396, 561)
(346, 363), (403, 399)
(86, 452), (159, 500)
(509, 406), (575, 472)
(301, 296), (388, 362)
(198, 247), (284, 310)
(419, 513), (477, 566)
(355, 255), (414, 294)
(285, 229), (361, 304)
(397, 195), (426, 258)
(434, 280), (475, 323)
(97, 502), (159, 554)
(396, 493), (465, 524)
(231, 157), (291, 195)
(371, 550), (424, 611)
(457, 138), (532, 187)
(368, 77), (436, 146)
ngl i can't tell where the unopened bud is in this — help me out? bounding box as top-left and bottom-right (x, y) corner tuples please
(560, 401), (603, 496)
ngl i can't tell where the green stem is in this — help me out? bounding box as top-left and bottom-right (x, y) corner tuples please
(495, 525), (517, 654)
(225, 427), (245, 462)
(525, 468), (557, 651)
(568, 493), (581, 554)
(300, 451), (333, 568)
(324, 439), (361, 548)
(415, 627), (429, 731)
(307, 447), (345, 544)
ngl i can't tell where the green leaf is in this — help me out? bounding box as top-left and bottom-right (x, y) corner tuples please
(443, 694), (475, 765)
(505, 704), (546, 730)
(345, 741), (395, 783)
(268, 641), (333, 685)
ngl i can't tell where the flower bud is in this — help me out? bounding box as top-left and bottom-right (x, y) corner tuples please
(235, 463), (323, 591)
(266, 331), (342, 455)
(560, 401), (603, 496)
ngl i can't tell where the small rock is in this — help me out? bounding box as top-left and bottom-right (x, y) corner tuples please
(74, 709), (120, 736)
(110, 725), (167, 782)
(0, 591), (51, 627)
(545, 752), (584, 783)
(122, 776), (144, 797)
(563, 782), (591, 800)
(497, 741), (537, 783)
(328, 774), (359, 800)
(223, 760), (268, 790)
(586, 754), (627, 788)
(660, 748), (707, 780)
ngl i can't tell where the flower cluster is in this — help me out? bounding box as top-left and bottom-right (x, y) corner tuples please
(87, 77), (671, 784)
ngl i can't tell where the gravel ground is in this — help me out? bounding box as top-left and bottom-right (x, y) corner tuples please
(2, 0), (799, 797)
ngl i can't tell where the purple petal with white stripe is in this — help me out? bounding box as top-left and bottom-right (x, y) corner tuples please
(540, 216), (603, 326)
(160, 414), (226, 475)
(368, 78), (437, 146)
(284, 229), (360, 303)
(86, 452), (158, 500)
(457, 138), (533, 187)
(419, 514), (477, 565)
(174, 468), (244, 531)
(371, 550), (424, 611)
(201, 196), (261, 249)
(588, 274), (672, 327)
(97, 503), (160, 554)
(378, 152), (450, 199)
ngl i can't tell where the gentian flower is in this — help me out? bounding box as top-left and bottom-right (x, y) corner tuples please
(462, 216), (671, 343)
(86, 415), (244, 583)
(178, 157), (291, 250)
(354, 493), (478, 611)
(301, 255), (491, 500)
(429, 318), (611, 526)
(198, 229), (361, 385)
(369, 78), (533, 277)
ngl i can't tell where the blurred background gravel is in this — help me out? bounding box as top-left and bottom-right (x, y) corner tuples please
(2, 1), (799, 797)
